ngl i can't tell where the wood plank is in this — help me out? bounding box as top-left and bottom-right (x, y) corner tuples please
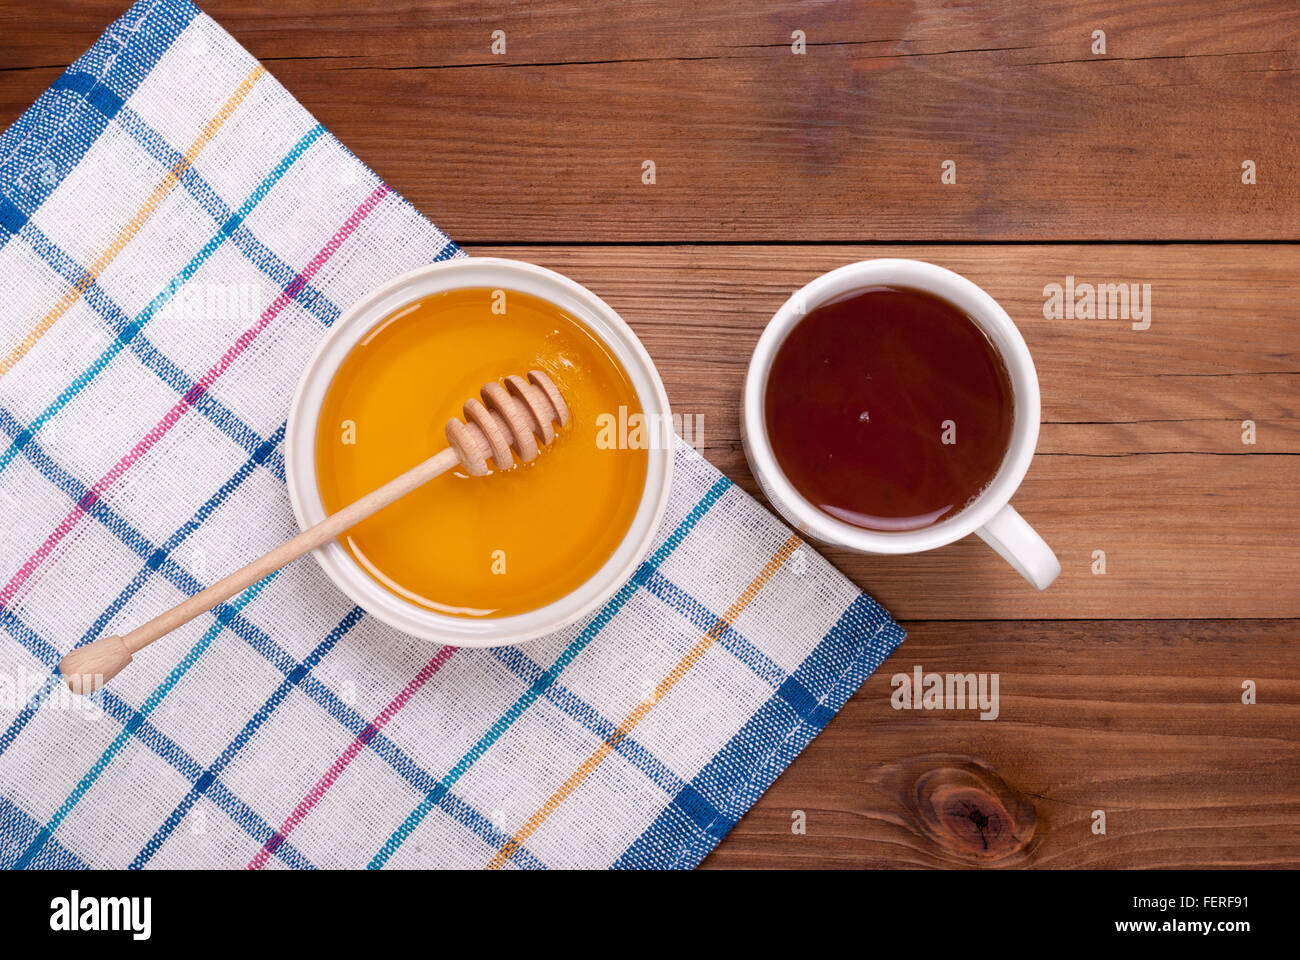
(1, 1), (1296, 874)
(703, 619), (1300, 868)
(2, 1), (1298, 241)
(478, 244), (1300, 620)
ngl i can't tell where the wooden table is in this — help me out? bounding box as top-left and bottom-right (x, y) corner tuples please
(3, 0), (1297, 868)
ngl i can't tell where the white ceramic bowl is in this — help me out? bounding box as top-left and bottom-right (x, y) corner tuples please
(285, 258), (673, 646)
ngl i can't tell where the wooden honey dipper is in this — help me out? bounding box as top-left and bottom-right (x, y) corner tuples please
(58, 370), (569, 694)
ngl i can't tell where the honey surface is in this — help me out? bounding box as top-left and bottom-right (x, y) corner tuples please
(315, 288), (647, 617)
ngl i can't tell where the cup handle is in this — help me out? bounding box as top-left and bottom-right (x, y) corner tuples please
(975, 504), (1061, 590)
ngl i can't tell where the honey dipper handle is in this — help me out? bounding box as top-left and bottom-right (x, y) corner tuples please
(59, 447), (460, 692)
(125, 446), (460, 654)
(61, 367), (568, 694)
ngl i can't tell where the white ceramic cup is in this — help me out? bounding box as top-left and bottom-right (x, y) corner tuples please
(285, 257), (674, 646)
(741, 259), (1060, 590)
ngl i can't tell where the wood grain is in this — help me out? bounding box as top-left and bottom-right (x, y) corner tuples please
(2, 1), (1298, 241)
(702, 619), (1300, 869)
(478, 244), (1300, 620)
(1, 0), (1296, 869)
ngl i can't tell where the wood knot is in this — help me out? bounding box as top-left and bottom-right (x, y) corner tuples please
(905, 756), (1038, 865)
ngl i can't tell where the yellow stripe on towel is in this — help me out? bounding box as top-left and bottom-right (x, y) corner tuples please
(486, 532), (804, 870)
(0, 63), (267, 379)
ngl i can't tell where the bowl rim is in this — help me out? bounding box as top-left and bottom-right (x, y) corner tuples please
(285, 257), (674, 647)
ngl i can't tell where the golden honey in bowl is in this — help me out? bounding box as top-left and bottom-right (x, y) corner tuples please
(315, 288), (647, 617)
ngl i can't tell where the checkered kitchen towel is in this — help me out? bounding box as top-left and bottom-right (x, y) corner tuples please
(0, 0), (903, 869)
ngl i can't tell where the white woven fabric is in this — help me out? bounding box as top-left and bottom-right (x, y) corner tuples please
(0, 0), (902, 870)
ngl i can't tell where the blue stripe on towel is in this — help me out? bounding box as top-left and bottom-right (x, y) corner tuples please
(368, 476), (735, 870)
(0, 795), (89, 870)
(129, 607), (365, 869)
(16, 223), (289, 479)
(613, 593), (904, 868)
(0, 0), (199, 244)
(0, 123), (325, 476)
(12, 573), (278, 869)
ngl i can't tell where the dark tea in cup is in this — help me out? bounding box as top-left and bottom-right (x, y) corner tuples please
(763, 285), (1014, 533)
